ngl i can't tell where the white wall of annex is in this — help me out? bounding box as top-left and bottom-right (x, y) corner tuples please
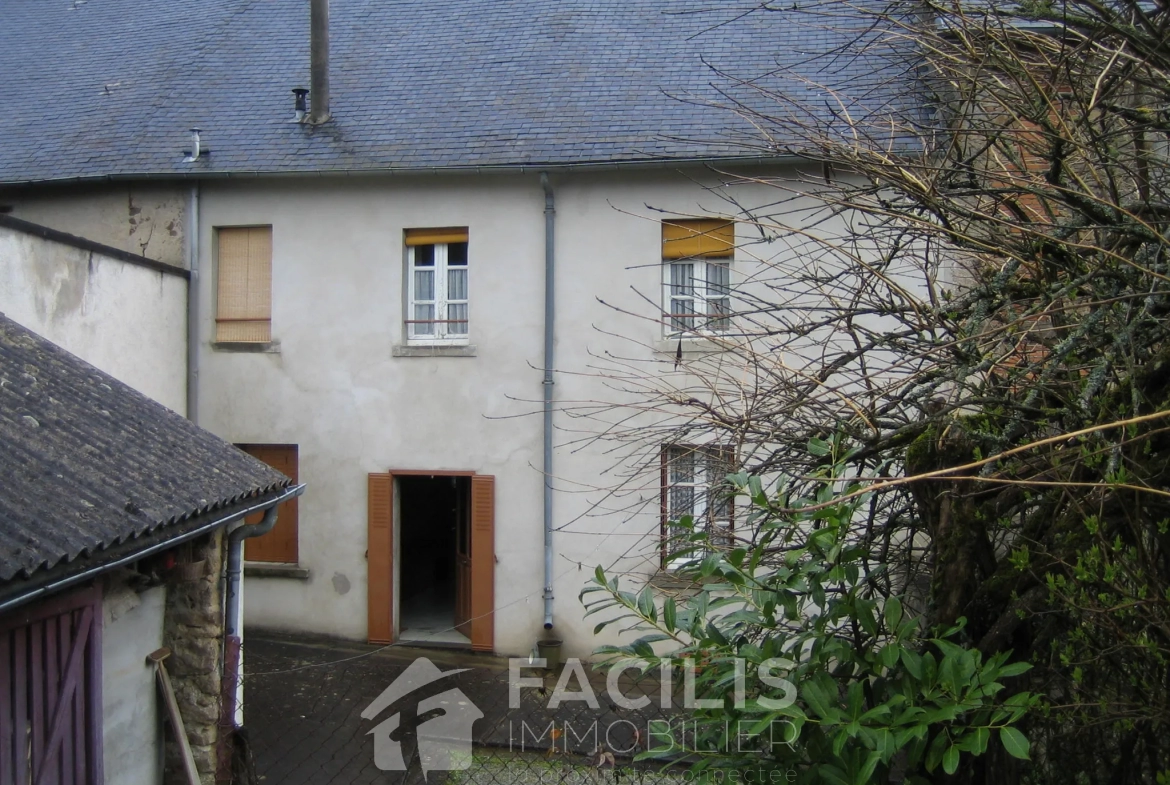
(196, 167), (833, 658)
(0, 224), (188, 414)
(102, 584), (166, 785)
(0, 183), (187, 267)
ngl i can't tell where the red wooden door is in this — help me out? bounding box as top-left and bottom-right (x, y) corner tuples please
(0, 586), (103, 785)
(367, 472), (493, 650)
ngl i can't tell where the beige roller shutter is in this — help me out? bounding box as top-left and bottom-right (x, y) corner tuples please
(216, 227), (272, 342)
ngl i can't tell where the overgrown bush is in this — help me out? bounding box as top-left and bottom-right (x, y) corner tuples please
(585, 445), (1038, 784)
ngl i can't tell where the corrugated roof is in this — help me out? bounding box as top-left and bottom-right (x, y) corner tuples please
(0, 0), (917, 183)
(0, 315), (290, 584)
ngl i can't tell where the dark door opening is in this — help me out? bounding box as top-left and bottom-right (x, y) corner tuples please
(398, 475), (471, 646)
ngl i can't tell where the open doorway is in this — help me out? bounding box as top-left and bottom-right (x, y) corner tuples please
(397, 475), (471, 647)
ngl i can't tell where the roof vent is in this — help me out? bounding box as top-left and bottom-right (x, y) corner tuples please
(292, 88), (309, 122)
(181, 128), (209, 162)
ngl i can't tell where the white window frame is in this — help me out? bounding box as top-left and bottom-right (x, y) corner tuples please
(406, 241), (469, 345)
(663, 257), (732, 338)
(662, 445), (734, 569)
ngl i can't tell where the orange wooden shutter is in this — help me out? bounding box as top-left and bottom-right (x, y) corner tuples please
(469, 475), (495, 652)
(367, 473), (394, 644)
(216, 227), (272, 342)
(241, 445), (298, 563)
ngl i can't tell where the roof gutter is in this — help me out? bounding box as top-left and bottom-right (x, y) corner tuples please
(0, 484), (305, 615)
(0, 155), (804, 188)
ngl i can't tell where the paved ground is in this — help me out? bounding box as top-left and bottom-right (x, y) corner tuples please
(241, 632), (679, 785)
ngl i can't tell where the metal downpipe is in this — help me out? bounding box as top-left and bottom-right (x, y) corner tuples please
(224, 506), (277, 637)
(223, 481), (308, 636)
(186, 182), (200, 424)
(541, 172), (556, 630)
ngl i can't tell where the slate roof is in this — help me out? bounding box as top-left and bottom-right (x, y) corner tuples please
(0, 0), (916, 183)
(0, 315), (291, 585)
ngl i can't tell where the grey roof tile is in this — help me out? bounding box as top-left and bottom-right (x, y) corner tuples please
(0, 0), (916, 182)
(0, 315), (291, 585)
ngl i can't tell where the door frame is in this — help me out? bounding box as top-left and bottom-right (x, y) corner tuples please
(367, 470), (494, 652)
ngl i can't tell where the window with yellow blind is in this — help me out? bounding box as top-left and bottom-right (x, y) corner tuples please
(216, 226), (272, 343)
(662, 218), (734, 336)
(405, 227), (469, 344)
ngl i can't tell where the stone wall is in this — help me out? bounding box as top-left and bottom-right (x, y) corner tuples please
(161, 531), (226, 785)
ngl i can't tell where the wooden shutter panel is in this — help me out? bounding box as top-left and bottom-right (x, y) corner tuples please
(216, 227), (272, 342)
(367, 473), (394, 644)
(662, 219), (734, 259)
(239, 445), (299, 563)
(469, 475), (495, 652)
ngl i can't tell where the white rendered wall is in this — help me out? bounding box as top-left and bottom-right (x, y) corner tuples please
(0, 223), (188, 413)
(102, 584), (166, 785)
(197, 168), (842, 658)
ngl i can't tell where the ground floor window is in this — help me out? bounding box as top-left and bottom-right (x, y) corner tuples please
(237, 444), (299, 563)
(662, 445), (735, 569)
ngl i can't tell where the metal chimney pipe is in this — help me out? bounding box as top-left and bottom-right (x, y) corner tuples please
(309, 0), (330, 123)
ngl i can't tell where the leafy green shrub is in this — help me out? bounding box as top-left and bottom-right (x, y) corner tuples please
(583, 451), (1038, 784)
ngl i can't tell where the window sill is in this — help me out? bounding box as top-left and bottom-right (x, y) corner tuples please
(213, 341), (281, 354)
(648, 571), (712, 592)
(653, 337), (735, 354)
(393, 344), (477, 358)
(244, 562), (311, 580)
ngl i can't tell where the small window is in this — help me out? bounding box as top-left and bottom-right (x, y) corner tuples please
(215, 226), (272, 343)
(238, 444), (299, 563)
(661, 445), (735, 569)
(662, 219), (734, 336)
(405, 227), (469, 344)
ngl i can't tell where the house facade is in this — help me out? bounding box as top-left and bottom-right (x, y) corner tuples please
(194, 169), (823, 656)
(0, 0), (905, 658)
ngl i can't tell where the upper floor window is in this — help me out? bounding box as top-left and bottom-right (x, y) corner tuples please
(662, 219), (734, 337)
(405, 227), (469, 344)
(215, 226), (273, 343)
